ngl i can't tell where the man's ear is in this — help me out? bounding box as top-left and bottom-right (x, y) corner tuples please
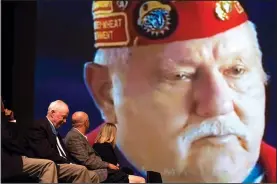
(84, 62), (116, 122)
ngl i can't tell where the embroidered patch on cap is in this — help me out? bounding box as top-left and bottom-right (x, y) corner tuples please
(94, 13), (130, 48)
(92, 1), (248, 48)
(134, 0), (178, 40)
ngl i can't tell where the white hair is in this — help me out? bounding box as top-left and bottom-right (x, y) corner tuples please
(93, 21), (268, 84)
(47, 100), (68, 114)
(94, 21), (260, 64)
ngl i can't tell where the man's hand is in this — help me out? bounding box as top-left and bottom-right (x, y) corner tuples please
(108, 163), (119, 170)
(4, 109), (12, 116)
(4, 109), (15, 121)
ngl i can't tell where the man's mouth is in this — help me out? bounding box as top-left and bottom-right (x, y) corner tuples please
(181, 114), (250, 150)
(199, 134), (236, 144)
(192, 134), (248, 150)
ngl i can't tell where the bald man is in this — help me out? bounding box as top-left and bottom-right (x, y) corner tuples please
(25, 100), (99, 183)
(64, 111), (122, 182)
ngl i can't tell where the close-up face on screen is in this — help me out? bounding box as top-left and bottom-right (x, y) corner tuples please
(34, 0), (276, 183)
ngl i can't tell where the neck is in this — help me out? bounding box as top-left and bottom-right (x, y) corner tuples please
(75, 127), (86, 135)
(46, 115), (57, 128)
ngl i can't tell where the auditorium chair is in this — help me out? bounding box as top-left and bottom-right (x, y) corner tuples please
(1, 175), (39, 183)
(147, 171), (163, 183)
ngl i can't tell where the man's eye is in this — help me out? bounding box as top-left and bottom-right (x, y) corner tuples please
(224, 65), (246, 78)
(174, 72), (194, 81)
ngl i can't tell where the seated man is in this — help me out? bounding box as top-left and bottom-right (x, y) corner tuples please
(24, 100), (99, 183)
(64, 111), (145, 183)
(1, 108), (58, 183)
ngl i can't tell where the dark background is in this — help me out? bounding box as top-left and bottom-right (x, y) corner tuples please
(1, 1), (36, 133)
(1, 0), (276, 147)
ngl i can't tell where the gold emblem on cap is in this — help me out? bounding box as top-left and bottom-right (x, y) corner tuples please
(116, 0), (129, 10)
(234, 1), (244, 14)
(93, 1), (113, 15)
(215, 1), (233, 21)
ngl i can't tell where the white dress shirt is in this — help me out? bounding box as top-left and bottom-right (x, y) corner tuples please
(46, 117), (67, 158)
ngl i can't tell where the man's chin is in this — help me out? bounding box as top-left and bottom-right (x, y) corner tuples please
(120, 144), (251, 183)
(162, 173), (241, 183)
(162, 158), (250, 182)
(178, 143), (253, 182)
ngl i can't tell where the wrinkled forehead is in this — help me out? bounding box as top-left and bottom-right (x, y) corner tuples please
(94, 22), (261, 67)
(159, 22), (261, 63)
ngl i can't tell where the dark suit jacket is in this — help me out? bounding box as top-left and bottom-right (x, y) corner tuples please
(25, 118), (72, 164)
(1, 113), (24, 179)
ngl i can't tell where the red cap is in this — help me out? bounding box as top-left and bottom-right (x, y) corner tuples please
(92, 1), (248, 48)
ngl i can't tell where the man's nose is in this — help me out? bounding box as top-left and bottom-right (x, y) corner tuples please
(193, 67), (234, 117)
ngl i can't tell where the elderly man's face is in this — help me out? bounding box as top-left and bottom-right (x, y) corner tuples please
(88, 23), (266, 182)
(51, 108), (69, 129)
